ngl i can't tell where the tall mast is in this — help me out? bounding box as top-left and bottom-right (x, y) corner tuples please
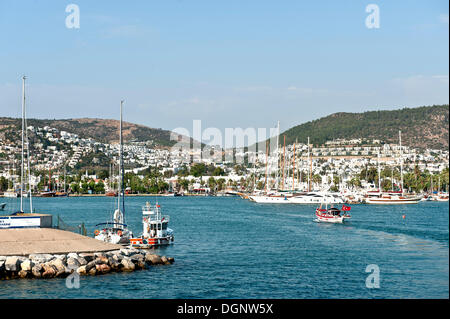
(307, 137), (310, 192)
(24, 82), (33, 213)
(20, 76), (26, 212)
(377, 148), (381, 193)
(399, 130), (403, 195)
(292, 140), (296, 191)
(282, 136), (286, 190)
(275, 121), (280, 190)
(120, 100), (125, 218)
(264, 141), (269, 193)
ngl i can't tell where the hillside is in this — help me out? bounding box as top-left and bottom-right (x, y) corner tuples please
(0, 117), (184, 147)
(281, 105), (449, 149)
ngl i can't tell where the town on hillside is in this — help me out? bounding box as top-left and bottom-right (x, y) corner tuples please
(0, 123), (448, 198)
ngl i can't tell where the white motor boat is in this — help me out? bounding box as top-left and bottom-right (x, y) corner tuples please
(128, 202), (174, 248)
(248, 192), (293, 203)
(289, 192), (345, 204)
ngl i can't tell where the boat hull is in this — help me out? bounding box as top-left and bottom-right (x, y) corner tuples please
(249, 195), (291, 203)
(365, 198), (421, 204)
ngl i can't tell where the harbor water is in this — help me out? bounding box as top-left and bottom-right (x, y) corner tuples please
(0, 196), (448, 299)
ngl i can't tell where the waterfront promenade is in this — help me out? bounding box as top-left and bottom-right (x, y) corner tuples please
(0, 228), (122, 256)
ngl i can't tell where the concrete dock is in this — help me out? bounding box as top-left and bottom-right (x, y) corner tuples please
(0, 228), (122, 256)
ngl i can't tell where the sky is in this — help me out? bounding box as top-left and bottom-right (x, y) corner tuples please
(0, 0), (448, 141)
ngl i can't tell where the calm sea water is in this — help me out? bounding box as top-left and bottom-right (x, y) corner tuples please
(0, 196), (448, 299)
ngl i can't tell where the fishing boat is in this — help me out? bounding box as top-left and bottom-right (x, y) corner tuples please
(314, 203), (351, 223)
(94, 100), (133, 245)
(128, 202), (174, 248)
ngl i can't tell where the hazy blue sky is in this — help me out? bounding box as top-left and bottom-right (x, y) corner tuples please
(0, 0), (448, 137)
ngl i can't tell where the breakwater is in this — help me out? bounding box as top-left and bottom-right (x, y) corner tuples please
(0, 248), (174, 280)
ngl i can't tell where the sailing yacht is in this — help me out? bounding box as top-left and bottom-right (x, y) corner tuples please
(366, 131), (421, 204)
(94, 101), (133, 245)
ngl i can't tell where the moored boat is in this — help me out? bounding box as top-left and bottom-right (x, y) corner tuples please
(365, 194), (422, 204)
(94, 100), (133, 246)
(129, 201), (174, 248)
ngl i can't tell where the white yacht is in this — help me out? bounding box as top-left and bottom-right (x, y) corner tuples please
(289, 192), (345, 204)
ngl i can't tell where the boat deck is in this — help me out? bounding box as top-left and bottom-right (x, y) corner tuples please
(0, 228), (122, 256)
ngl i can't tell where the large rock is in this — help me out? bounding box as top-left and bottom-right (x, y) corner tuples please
(67, 257), (81, 270)
(77, 256), (88, 266)
(145, 254), (162, 265)
(67, 253), (79, 259)
(85, 261), (96, 272)
(53, 254), (67, 263)
(76, 265), (87, 276)
(5, 256), (21, 272)
(161, 256), (170, 265)
(108, 257), (121, 271)
(31, 264), (44, 278)
(20, 259), (34, 272)
(50, 258), (67, 277)
(42, 263), (57, 278)
(121, 257), (135, 271)
(29, 254), (54, 264)
(79, 253), (95, 263)
(95, 256), (109, 265)
(18, 270), (29, 278)
(95, 263), (111, 274)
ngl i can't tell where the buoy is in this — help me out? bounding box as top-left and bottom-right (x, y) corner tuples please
(402, 215), (406, 219)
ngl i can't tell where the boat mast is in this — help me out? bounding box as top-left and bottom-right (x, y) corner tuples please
(399, 130), (403, 196)
(293, 140), (296, 191)
(119, 100), (125, 219)
(264, 141), (269, 193)
(377, 148), (381, 193)
(307, 137), (310, 192)
(24, 84), (33, 212)
(275, 121), (280, 190)
(20, 76), (26, 212)
(282, 136), (286, 190)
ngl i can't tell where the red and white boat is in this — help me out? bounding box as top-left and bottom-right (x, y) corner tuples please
(129, 202), (174, 248)
(315, 203), (351, 223)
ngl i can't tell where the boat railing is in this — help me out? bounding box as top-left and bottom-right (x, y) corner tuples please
(145, 214), (170, 222)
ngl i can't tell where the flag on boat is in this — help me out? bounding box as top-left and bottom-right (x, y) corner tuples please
(341, 205), (351, 211)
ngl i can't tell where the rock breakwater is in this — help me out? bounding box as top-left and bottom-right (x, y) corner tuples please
(0, 248), (174, 280)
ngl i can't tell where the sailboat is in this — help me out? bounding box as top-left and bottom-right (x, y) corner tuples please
(94, 100), (133, 245)
(366, 131), (421, 204)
